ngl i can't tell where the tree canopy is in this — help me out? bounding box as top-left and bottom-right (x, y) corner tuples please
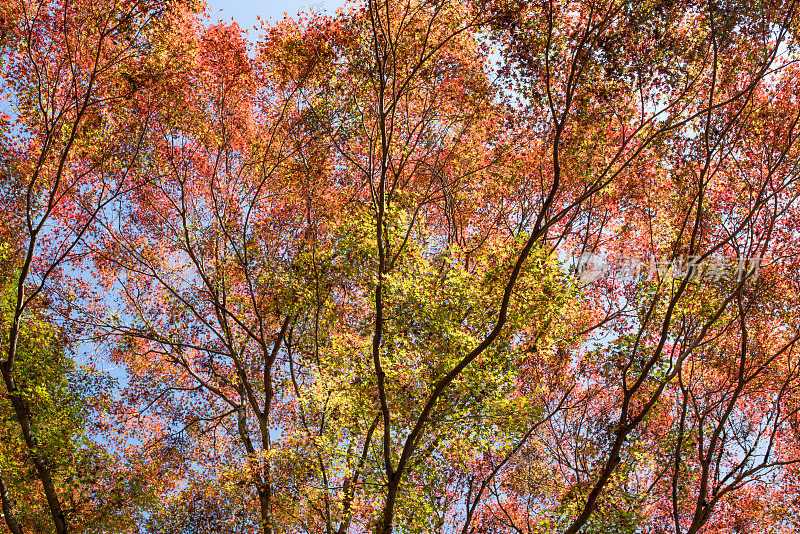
(2, 0), (800, 533)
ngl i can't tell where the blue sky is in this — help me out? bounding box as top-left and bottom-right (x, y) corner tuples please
(206, 0), (346, 32)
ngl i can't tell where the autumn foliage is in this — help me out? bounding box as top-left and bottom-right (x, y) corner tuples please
(3, 0), (800, 532)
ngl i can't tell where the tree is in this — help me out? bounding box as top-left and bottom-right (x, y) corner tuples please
(6, 0), (800, 532)
(0, 247), (141, 533)
(0, 0), (189, 531)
